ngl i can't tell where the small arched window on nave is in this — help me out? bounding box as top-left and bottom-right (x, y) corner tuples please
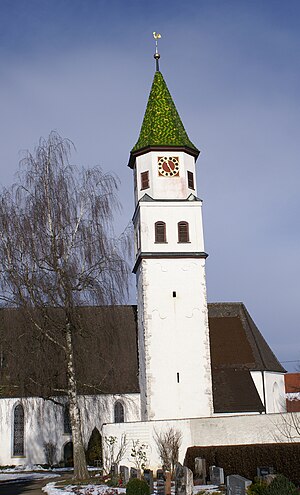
(114, 401), (125, 423)
(13, 404), (25, 456)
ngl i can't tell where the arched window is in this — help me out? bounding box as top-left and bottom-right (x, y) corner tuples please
(155, 222), (167, 243)
(178, 222), (189, 243)
(64, 404), (72, 434)
(13, 404), (24, 456)
(114, 401), (124, 423)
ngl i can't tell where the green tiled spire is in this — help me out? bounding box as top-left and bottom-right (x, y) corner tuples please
(131, 71), (199, 154)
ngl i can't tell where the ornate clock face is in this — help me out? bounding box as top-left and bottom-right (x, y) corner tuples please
(158, 156), (179, 177)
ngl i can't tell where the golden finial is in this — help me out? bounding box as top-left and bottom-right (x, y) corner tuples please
(153, 32), (161, 71)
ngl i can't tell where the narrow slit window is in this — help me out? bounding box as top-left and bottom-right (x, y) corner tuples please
(173, 291), (176, 298)
(155, 222), (167, 243)
(177, 373), (180, 383)
(187, 171), (194, 190)
(141, 171), (149, 190)
(178, 222), (189, 243)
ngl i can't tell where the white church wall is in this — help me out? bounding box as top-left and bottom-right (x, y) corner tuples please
(250, 371), (286, 414)
(0, 397), (68, 466)
(264, 372), (286, 413)
(0, 393), (140, 466)
(103, 411), (300, 471)
(250, 371), (265, 406)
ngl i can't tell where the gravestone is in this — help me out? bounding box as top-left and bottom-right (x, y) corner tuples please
(130, 467), (141, 479)
(165, 470), (171, 495)
(227, 475), (252, 495)
(209, 465), (224, 486)
(110, 463), (118, 477)
(120, 465), (130, 484)
(157, 469), (165, 495)
(263, 474), (276, 486)
(257, 466), (274, 478)
(175, 462), (193, 495)
(144, 469), (154, 493)
(195, 457), (206, 484)
(157, 469), (164, 479)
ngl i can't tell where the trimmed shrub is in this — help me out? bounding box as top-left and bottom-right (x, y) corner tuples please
(184, 443), (300, 486)
(126, 478), (150, 495)
(247, 480), (268, 495)
(267, 474), (298, 495)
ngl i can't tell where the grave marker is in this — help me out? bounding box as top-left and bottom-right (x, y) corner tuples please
(175, 463), (193, 495)
(120, 465), (129, 484)
(195, 457), (206, 484)
(209, 465), (224, 486)
(144, 469), (154, 493)
(227, 474), (252, 495)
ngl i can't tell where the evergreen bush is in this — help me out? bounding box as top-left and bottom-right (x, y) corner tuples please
(126, 478), (150, 495)
(86, 427), (102, 466)
(247, 480), (268, 495)
(266, 474), (298, 495)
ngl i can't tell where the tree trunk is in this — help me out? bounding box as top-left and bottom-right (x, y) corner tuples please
(66, 322), (89, 480)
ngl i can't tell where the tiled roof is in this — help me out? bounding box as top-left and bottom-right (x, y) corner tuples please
(208, 302), (285, 373)
(0, 306), (139, 398)
(131, 71), (198, 154)
(0, 302), (284, 414)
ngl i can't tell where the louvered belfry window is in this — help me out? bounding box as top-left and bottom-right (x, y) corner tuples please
(178, 222), (189, 243)
(141, 171), (149, 190)
(155, 222), (166, 243)
(13, 404), (24, 456)
(187, 171), (194, 190)
(114, 401), (124, 423)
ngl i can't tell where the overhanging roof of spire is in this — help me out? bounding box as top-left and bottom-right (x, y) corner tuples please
(128, 71), (199, 168)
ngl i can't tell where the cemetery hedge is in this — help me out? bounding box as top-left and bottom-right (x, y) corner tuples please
(184, 443), (300, 486)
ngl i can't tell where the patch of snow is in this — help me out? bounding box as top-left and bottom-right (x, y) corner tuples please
(0, 472), (59, 482)
(193, 486), (219, 494)
(43, 485), (123, 495)
(286, 392), (300, 401)
(43, 484), (221, 495)
(0, 464), (48, 472)
(43, 482), (75, 495)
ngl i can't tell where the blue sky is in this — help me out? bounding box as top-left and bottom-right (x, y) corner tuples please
(0, 0), (299, 370)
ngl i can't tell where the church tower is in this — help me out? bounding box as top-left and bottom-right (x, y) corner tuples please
(128, 48), (213, 421)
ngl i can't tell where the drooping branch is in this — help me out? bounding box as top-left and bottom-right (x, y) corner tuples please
(0, 131), (132, 480)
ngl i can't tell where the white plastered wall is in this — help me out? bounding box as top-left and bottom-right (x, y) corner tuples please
(0, 393), (140, 466)
(136, 257), (213, 421)
(138, 200), (204, 254)
(135, 152), (197, 203)
(103, 411), (300, 472)
(251, 371), (286, 413)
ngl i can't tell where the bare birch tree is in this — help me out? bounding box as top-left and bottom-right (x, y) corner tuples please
(0, 132), (130, 480)
(154, 427), (182, 475)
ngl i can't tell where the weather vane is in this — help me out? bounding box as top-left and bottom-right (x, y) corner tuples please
(153, 32), (161, 71)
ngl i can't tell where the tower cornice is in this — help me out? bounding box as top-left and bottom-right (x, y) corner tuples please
(128, 145), (200, 169)
(133, 251), (208, 274)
